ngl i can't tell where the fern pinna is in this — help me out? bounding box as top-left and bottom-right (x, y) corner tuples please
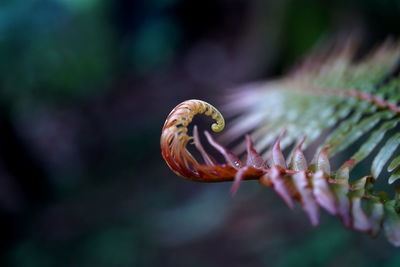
(160, 39), (400, 246)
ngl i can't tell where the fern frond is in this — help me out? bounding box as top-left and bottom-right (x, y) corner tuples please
(160, 39), (400, 246)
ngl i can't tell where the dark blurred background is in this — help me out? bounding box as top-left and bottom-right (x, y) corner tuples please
(1, 0), (400, 266)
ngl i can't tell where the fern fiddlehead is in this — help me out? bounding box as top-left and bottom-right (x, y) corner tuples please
(161, 99), (247, 182)
(160, 39), (400, 246)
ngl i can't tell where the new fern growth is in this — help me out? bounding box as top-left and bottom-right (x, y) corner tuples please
(160, 38), (400, 246)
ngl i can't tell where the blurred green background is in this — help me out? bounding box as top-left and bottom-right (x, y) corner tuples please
(1, 0), (400, 266)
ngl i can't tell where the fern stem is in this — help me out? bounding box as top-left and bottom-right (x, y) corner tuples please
(345, 90), (400, 114)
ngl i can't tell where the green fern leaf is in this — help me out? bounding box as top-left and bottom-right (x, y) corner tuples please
(160, 38), (400, 246)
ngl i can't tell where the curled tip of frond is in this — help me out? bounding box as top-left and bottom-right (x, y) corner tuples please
(211, 119), (225, 132)
(161, 100), (272, 192)
(161, 100), (247, 182)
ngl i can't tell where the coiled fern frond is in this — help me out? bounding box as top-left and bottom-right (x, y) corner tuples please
(160, 38), (400, 246)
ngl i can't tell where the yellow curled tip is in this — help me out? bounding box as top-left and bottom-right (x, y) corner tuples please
(211, 121), (224, 132)
(207, 102), (225, 132)
(162, 99), (225, 134)
(185, 99), (225, 133)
